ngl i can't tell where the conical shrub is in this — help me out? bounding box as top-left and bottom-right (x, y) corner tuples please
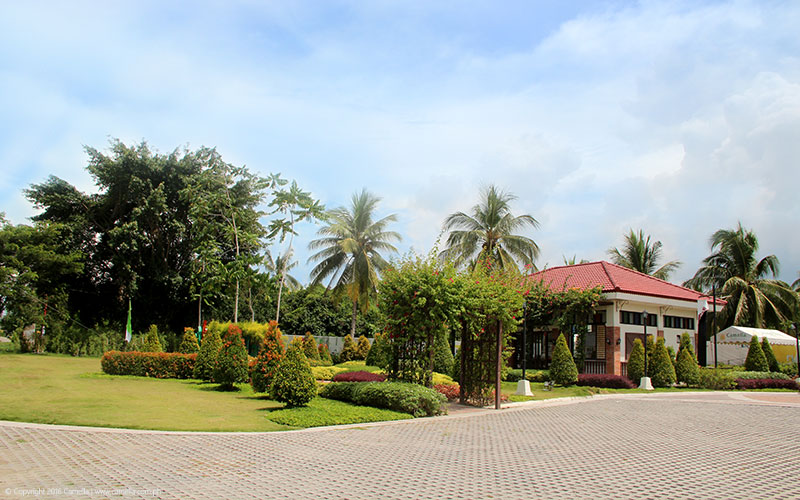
(250, 321), (284, 394)
(433, 330), (454, 375)
(627, 339), (645, 382)
(193, 327), (222, 381)
(744, 336), (769, 372)
(356, 335), (371, 360)
(142, 325), (163, 353)
(179, 327), (200, 354)
(650, 338), (677, 388)
(213, 324), (249, 389)
(318, 343), (333, 364)
(678, 332), (696, 360)
(365, 332), (390, 369)
(303, 332), (321, 361)
(550, 333), (578, 386)
(340, 334), (358, 362)
(271, 343), (317, 407)
(675, 346), (700, 386)
(761, 337), (780, 372)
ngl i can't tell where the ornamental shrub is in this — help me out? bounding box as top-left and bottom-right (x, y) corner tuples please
(761, 337), (780, 373)
(550, 333), (578, 386)
(318, 343), (333, 365)
(193, 326), (222, 381)
(627, 339), (645, 382)
(744, 336), (769, 372)
(735, 378), (800, 390)
(505, 369), (551, 383)
(250, 321), (284, 394)
(142, 325), (163, 353)
(434, 383), (460, 401)
(213, 324), (249, 389)
(433, 331), (455, 375)
(577, 373), (636, 389)
(302, 332), (321, 361)
(310, 365), (347, 380)
(733, 371), (791, 380)
(666, 345), (677, 369)
(178, 327), (200, 354)
(320, 381), (447, 417)
(650, 338), (677, 388)
(365, 332), (390, 369)
(271, 343), (317, 407)
(101, 351), (196, 378)
(355, 335), (371, 360)
(331, 370), (387, 382)
(699, 369), (737, 390)
(340, 334), (358, 362)
(678, 332), (696, 360)
(675, 345), (701, 386)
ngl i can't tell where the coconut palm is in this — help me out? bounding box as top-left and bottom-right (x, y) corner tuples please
(607, 229), (681, 280)
(684, 222), (798, 329)
(439, 185), (540, 271)
(562, 255), (589, 266)
(266, 248), (301, 323)
(308, 189), (400, 336)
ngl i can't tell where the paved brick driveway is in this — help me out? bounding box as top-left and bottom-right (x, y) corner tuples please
(2, 392), (799, 500)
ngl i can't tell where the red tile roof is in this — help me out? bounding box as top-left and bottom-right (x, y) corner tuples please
(529, 261), (725, 305)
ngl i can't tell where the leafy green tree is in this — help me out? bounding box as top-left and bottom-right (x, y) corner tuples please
(684, 222), (798, 329)
(761, 337), (780, 372)
(550, 333), (578, 386)
(178, 327), (200, 353)
(279, 284), (350, 337)
(608, 229), (681, 280)
(250, 321), (284, 394)
(193, 327), (222, 381)
(308, 189), (400, 336)
(744, 335), (769, 372)
(650, 338), (677, 388)
(213, 324), (249, 389)
(627, 339), (645, 382)
(271, 343), (317, 407)
(339, 334), (358, 362)
(440, 185), (540, 271)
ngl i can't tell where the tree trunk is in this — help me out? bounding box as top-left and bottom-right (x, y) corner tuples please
(233, 279), (239, 323)
(248, 286), (254, 322)
(350, 299), (358, 337)
(276, 274), (285, 323)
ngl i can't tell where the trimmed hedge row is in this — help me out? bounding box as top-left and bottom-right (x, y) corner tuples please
(577, 373), (636, 389)
(331, 371), (387, 382)
(101, 351), (197, 379)
(504, 369), (550, 383)
(320, 382), (447, 417)
(735, 378), (800, 390)
(732, 371), (791, 381)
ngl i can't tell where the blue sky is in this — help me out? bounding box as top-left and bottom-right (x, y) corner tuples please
(1, 0), (799, 285)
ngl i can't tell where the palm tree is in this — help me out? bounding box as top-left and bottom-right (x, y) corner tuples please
(607, 229), (681, 280)
(439, 185), (540, 271)
(563, 255), (589, 266)
(684, 222), (798, 329)
(308, 189), (400, 336)
(265, 248), (301, 322)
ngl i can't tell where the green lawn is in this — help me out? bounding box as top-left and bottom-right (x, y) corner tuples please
(0, 353), (408, 432)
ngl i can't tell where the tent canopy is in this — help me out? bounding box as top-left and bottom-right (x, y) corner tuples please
(717, 326), (797, 345)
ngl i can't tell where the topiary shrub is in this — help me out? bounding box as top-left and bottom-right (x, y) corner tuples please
(318, 343), (333, 365)
(355, 335), (371, 360)
(699, 369), (737, 390)
(666, 345), (677, 369)
(213, 324), (249, 390)
(550, 333), (578, 386)
(320, 381), (447, 417)
(675, 346), (701, 386)
(365, 332), (390, 369)
(678, 332), (696, 359)
(332, 370), (387, 382)
(250, 320), (284, 394)
(302, 332), (321, 362)
(178, 327), (200, 354)
(761, 337), (780, 373)
(271, 343), (317, 407)
(433, 331), (454, 375)
(340, 334), (358, 362)
(101, 351), (197, 378)
(650, 338), (677, 388)
(577, 373), (636, 389)
(744, 336), (769, 372)
(627, 338), (645, 382)
(142, 325), (163, 353)
(193, 327), (222, 381)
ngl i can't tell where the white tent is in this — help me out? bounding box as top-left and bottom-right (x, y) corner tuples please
(707, 326), (799, 366)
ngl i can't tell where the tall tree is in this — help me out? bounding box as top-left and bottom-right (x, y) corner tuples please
(439, 185), (540, 271)
(684, 222), (798, 329)
(607, 229), (681, 280)
(308, 189), (400, 336)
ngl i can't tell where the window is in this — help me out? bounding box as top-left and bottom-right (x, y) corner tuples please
(620, 311), (657, 327)
(664, 315), (695, 330)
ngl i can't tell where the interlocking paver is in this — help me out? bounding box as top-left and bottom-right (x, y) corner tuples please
(1, 392), (799, 500)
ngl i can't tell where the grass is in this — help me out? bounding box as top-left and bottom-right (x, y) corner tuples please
(0, 353), (409, 432)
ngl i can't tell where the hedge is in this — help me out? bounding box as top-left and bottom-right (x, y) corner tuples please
(101, 351), (197, 379)
(331, 371), (387, 382)
(320, 381), (447, 417)
(504, 369), (550, 383)
(577, 373), (636, 389)
(735, 378), (800, 390)
(733, 371), (791, 381)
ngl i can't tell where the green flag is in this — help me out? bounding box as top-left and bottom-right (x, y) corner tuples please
(125, 299), (132, 343)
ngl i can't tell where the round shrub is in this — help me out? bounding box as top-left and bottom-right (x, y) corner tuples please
(550, 333), (578, 386)
(271, 343), (317, 407)
(340, 334), (358, 362)
(627, 339), (645, 382)
(193, 327), (221, 381)
(365, 332), (390, 369)
(302, 332), (321, 361)
(250, 320), (284, 394)
(213, 324), (249, 389)
(761, 337), (780, 373)
(744, 336), (769, 372)
(650, 338), (676, 388)
(355, 335), (371, 360)
(433, 331), (454, 376)
(142, 325), (163, 353)
(179, 327), (200, 354)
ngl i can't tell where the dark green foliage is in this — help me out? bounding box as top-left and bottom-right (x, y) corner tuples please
(142, 325), (163, 353)
(355, 335), (371, 360)
(744, 336), (769, 372)
(451, 346), (461, 382)
(627, 339), (645, 382)
(650, 338), (677, 388)
(666, 345), (677, 368)
(250, 321), (284, 394)
(761, 337), (780, 372)
(340, 334), (358, 362)
(271, 344), (317, 407)
(698, 369), (737, 390)
(550, 333), (578, 386)
(213, 325), (249, 389)
(678, 332), (696, 359)
(302, 332), (321, 361)
(318, 343), (333, 364)
(433, 331), (455, 375)
(193, 327), (222, 381)
(365, 332), (390, 369)
(178, 327), (199, 354)
(504, 369), (550, 383)
(320, 381), (447, 417)
(675, 346), (701, 386)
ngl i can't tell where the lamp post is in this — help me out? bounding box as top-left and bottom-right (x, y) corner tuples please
(639, 311), (653, 390)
